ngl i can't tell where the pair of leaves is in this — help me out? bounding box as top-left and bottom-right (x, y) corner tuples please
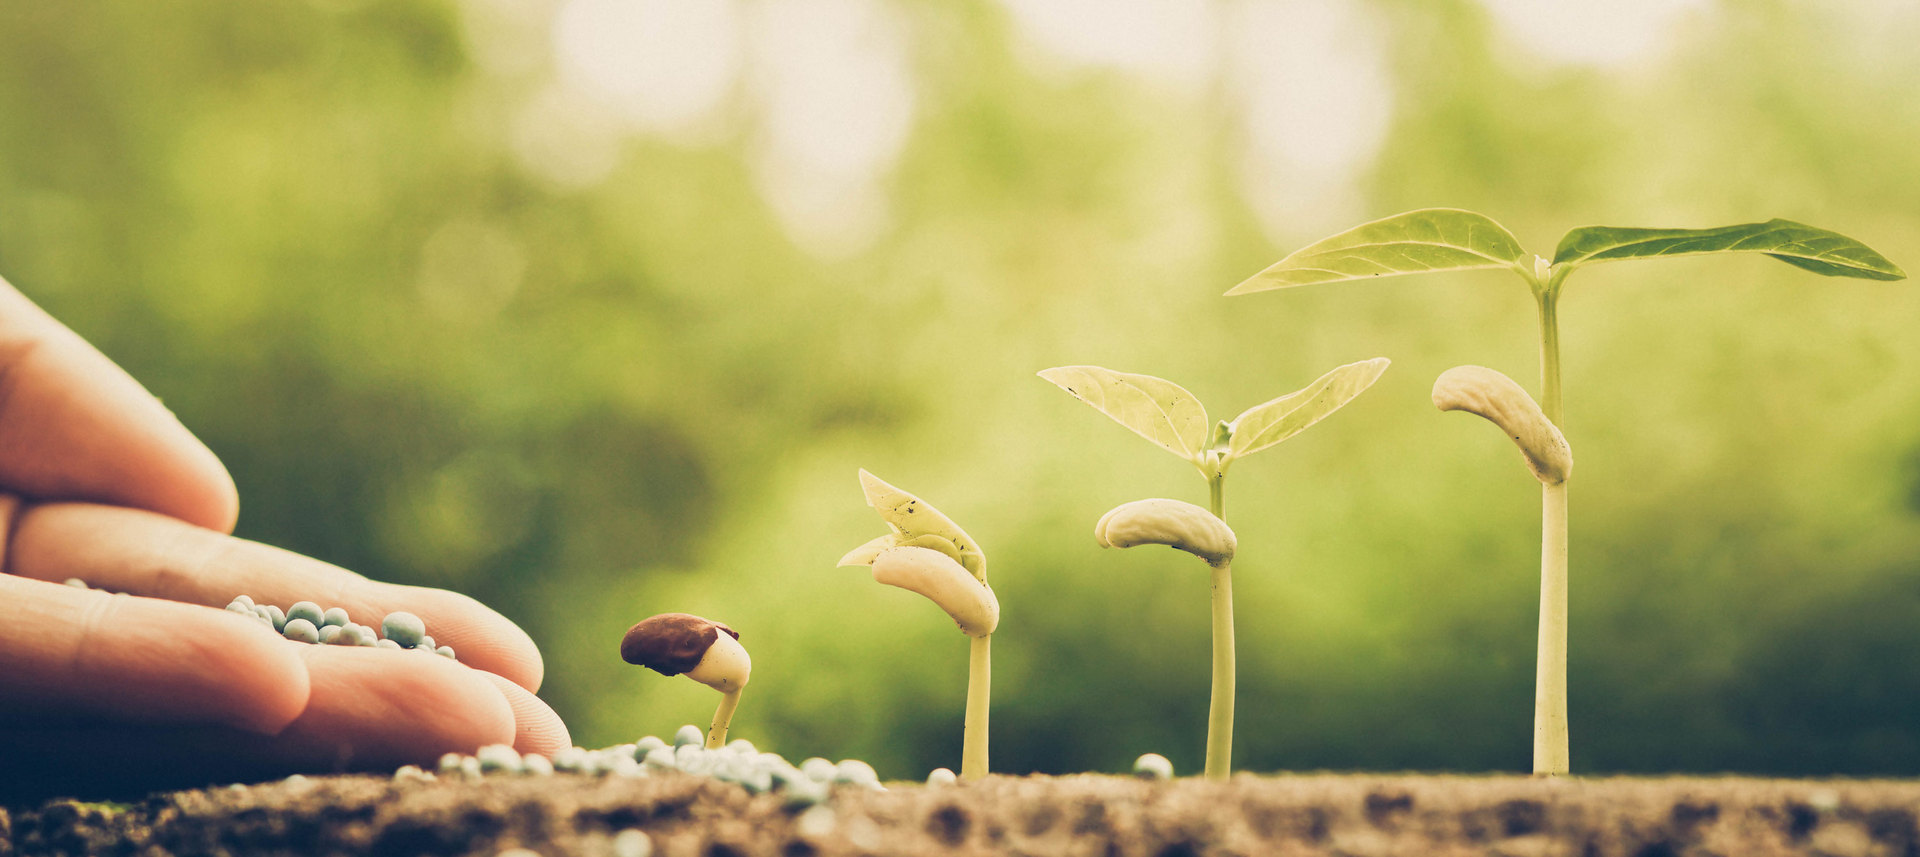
(838, 469), (987, 581)
(1038, 358), (1389, 474)
(1223, 208), (1905, 294)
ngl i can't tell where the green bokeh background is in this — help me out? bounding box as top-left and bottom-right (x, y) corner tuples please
(4, 0), (1918, 779)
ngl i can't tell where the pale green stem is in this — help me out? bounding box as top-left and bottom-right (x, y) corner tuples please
(1533, 283), (1570, 776)
(1204, 472), (1235, 781)
(706, 688), (742, 750)
(961, 633), (991, 779)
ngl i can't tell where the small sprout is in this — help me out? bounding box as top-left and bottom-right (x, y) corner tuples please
(1133, 753), (1174, 780)
(321, 607), (350, 628)
(926, 767), (957, 786)
(622, 615), (751, 750)
(1432, 366), (1571, 485)
(282, 618), (320, 644)
(840, 470), (996, 780)
(287, 601), (324, 627)
(382, 612), (425, 648)
(1095, 498), (1237, 567)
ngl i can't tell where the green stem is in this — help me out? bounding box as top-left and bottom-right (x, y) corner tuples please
(706, 688), (742, 750)
(961, 633), (991, 779)
(1536, 481), (1570, 775)
(1533, 282), (1570, 776)
(1204, 472), (1234, 781)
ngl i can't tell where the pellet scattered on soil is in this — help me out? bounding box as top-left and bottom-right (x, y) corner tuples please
(7, 772), (1920, 857)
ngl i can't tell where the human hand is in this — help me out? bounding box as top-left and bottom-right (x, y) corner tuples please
(0, 276), (568, 800)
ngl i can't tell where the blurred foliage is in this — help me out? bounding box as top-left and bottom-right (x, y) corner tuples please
(3, 0), (1920, 779)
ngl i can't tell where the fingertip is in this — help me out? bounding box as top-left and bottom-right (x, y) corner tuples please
(482, 671), (571, 756)
(203, 611), (311, 733)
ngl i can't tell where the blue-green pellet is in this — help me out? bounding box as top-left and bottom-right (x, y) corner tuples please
(63, 578), (86, 588)
(287, 601), (323, 627)
(436, 645), (456, 659)
(476, 744), (521, 773)
(522, 754), (555, 776)
(438, 753), (464, 773)
(233, 594), (256, 608)
(283, 618), (319, 644)
(834, 759), (878, 787)
(317, 624), (342, 644)
(381, 612), (425, 648)
(927, 767), (957, 786)
(1132, 752), (1173, 780)
(416, 634), (436, 652)
(725, 738), (756, 755)
(355, 627), (378, 646)
(321, 607), (349, 628)
(266, 605), (288, 632)
(642, 746), (676, 770)
(225, 603), (252, 616)
(673, 724), (704, 748)
(375, 638), (401, 650)
(611, 829), (653, 857)
(799, 757), (837, 783)
(635, 736), (668, 756)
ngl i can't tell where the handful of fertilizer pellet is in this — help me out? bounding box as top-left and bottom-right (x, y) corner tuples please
(223, 595), (457, 660)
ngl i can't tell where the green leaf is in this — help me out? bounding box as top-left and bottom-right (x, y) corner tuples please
(855, 470), (986, 580)
(1038, 366), (1210, 465)
(1224, 357), (1390, 461)
(1225, 209), (1528, 295)
(1552, 219), (1906, 280)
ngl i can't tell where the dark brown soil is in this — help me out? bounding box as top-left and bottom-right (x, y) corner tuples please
(5, 772), (1919, 857)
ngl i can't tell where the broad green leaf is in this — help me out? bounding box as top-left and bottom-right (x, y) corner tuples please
(856, 470), (986, 580)
(1225, 357), (1390, 461)
(1038, 366), (1210, 464)
(1552, 219), (1906, 280)
(1225, 209), (1528, 295)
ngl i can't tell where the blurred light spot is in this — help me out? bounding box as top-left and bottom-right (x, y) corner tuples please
(417, 218), (527, 322)
(510, 84), (624, 189)
(553, 0), (741, 140)
(459, 0), (556, 78)
(747, 0), (915, 258)
(1477, 0), (1712, 68)
(1227, 0), (1393, 237)
(996, 0), (1219, 91)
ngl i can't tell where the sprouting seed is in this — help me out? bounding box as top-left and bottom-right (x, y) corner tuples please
(622, 615), (751, 750)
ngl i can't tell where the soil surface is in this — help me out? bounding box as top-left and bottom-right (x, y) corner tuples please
(5, 772), (1918, 857)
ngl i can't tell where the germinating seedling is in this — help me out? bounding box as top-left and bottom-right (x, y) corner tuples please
(838, 470), (998, 779)
(1040, 357), (1389, 780)
(622, 613), (752, 749)
(1228, 209), (1905, 774)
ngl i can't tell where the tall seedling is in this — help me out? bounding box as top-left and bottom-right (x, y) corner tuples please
(1040, 357), (1388, 779)
(1228, 209), (1905, 774)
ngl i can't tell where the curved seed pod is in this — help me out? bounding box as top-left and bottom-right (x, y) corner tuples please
(871, 546), (999, 637)
(622, 613), (750, 692)
(1431, 366), (1572, 485)
(1095, 499), (1236, 567)
(858, 470), (987, 580)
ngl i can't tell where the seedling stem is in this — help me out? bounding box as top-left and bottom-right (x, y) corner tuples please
(708, 689), (742, 750)
(964, 635), (991, 778)
(1205, 469), (1235, 781)
(1529, 266), (1572, 776)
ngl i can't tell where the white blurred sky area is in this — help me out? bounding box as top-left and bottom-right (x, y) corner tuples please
(462, 0), (1720, 256)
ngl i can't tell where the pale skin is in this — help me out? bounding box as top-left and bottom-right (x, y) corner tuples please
(0, 276), (569, 800)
